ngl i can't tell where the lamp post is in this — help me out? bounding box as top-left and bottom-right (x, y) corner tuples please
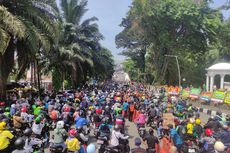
(165, 55), (181, 87)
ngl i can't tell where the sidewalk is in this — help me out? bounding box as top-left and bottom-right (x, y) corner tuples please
(188, 101), (230, 117)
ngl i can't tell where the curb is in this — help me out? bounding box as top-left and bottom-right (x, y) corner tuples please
(198, 108), (228, 118)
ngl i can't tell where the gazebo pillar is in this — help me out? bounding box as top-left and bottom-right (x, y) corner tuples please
(210, 75), (214, 92)
(220, 74), (225, 89)
(206, 75), (209, 91)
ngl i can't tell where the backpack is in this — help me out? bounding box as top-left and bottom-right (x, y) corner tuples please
(129, 104), (135, 112)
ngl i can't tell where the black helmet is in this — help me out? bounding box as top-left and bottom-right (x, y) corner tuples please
(79, 110), (84, 117)
(14, 137), (25, 149)
(24, 128), (32, 137)
(77, 126), (83, 133)
(149, 128), (154, 135)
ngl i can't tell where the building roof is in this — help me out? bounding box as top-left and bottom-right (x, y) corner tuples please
(207, 63), (230, 70)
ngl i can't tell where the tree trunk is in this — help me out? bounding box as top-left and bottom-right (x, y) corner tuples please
(71, 62), (77, 89)
(0, 56), (6, 100)
(37, 60), (41, 97)
(0, 39), (15, 99)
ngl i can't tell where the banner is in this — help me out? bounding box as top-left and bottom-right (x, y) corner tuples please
(168, 86), (180, 95)
(224, 92), (230, 104)
(182, 88), (190, 98)
(199, 92), (212, 101)
(211, 90), (226, 103)
(189, 88), (201, 99)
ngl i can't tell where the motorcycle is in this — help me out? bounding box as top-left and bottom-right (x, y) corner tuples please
(104, 138), (130, 153)
(97, 132), (110, 153)
(137, 124), (146, 138)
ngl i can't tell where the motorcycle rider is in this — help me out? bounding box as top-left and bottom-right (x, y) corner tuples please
(131, 137), (146, 153)
(193, 118), (203, 139)
(66, 129), (80, 152)
(0, 121), (14, 152)
(168, 124), (183, 153)
(32, 117), (45, 137)
(13, 111), (25, 130)
(110, 125), (129, 152)
(135, 109), (146, 128)
(12, 137), (27, 153)
(52, 121), (68, 151)
(99, 117), (112, 135)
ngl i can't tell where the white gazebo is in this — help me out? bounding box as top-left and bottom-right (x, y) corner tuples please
(206, 63), (230, 92)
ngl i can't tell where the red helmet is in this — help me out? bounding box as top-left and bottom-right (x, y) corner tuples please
(21, 107), (26, 113)
(64, 107), (70, 112)
(69, 129), (77, 136)
(0, 102), (5, 106)
(205, 128), (213, 136)
(96, 109), (102, 114)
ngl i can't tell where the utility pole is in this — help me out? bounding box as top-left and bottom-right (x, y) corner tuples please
(164, 55), (181, 87)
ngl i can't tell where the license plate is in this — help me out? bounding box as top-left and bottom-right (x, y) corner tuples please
(97, 140), (104, 144)
(188, 149), (195, 153)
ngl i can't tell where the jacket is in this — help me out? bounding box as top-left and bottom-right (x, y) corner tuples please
(66, 137), (80, 151)
(13, 116), (23, 128)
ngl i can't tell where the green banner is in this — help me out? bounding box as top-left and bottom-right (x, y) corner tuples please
(189, 88), (201, 99)
(224, 92), (230, 104)
(182, 89), (190, 98)
(211, 90), (226, 103)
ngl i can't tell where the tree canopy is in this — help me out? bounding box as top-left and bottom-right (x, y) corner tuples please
(117, 0), (229, 86)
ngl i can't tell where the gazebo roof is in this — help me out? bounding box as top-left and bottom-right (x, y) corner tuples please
(207, 63), (230, 71)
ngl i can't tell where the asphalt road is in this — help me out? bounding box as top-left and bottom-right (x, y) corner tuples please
(45, 111), (211, 153)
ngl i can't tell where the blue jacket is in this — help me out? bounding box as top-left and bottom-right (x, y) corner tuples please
(170, 128), (183, 145)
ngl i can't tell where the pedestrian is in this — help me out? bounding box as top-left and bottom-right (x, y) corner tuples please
(143, 128), (159, 153)
(128, 102), (135, 121)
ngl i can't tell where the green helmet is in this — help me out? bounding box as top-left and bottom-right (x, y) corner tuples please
(35, 117), (41, 124)
(5, 107), (10, 112)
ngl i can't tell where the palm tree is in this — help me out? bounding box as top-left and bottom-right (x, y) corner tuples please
(0, 0), (59, 99)
(59, 0), (103, 88)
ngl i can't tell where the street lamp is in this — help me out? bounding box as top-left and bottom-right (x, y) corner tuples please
(165, 55), (181, 87)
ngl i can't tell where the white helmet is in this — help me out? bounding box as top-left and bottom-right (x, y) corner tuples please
(56, 121), (64, 129)
(214, 141), (225, 152)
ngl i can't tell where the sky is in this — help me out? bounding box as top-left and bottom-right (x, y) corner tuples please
(59, 0), (230, 63)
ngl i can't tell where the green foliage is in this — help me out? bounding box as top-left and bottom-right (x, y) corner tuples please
(117, 0), (224, 85)
(52, 69), (62, 91)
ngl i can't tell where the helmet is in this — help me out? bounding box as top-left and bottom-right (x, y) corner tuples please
(214, 141), (225, 151)
(205, 128), (213, 136)
(35, 117), (41, 124)
(102, 117), (109, 124)
(64, 107), (70, 112)
(21, 107), (26, 113)
(114, 125), (120, 131)
(76, 126), (83, 133)
(56, 121), (64, 129)
(24, 128), (32, 137)
(79, 110), (84, 117)
(96, 109), (102, 114)
(86, 143), (96, 153)
(69, 129), (77, 136)
(141, 110), (145, 114)
(14, 137), (25, 149)
(0, 122), (6, 130)
(5, 107), (10, 112)
(195, 119), (201, 125)
(0, 101), (5, 106)
(149, 128), (154, 135)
